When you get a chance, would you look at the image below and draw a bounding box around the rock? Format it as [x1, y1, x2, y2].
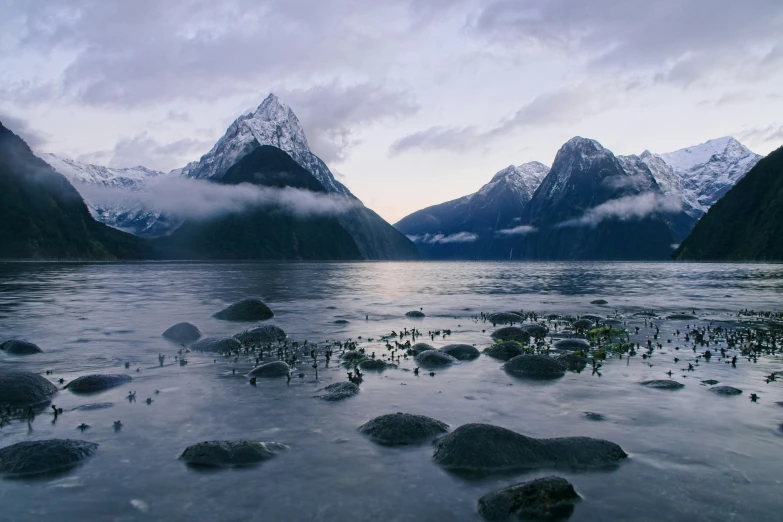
[70, 402, 113, 411]
[580, 314, 602, 322]
[487, 312, 524, 325]
[484, 342, 526, 361]
[333, 319, 349, 325]
[317, 382, 359, 401]
[667, 314, 698, 320]
[247, 361, 290, 377]
[415, 350, 457, 368]
[710, 386, 743, 396]
[641, 380, 684, 389]
[491, 327, 530, 344]
[590, 299, 608, 305]
[440, 344, 480, 361]
[571, 319, 594, 330]
[191, 337, 241, 353]
[214, 298, 274, 321]
[234, 325, 286, 346]
[410, 343, 435, 355]
[1, 340, 43, 355]
[0, 370, 58, 407]
[358, 413, 449, 445]
[341, 350, 365, 361]
[65, 374, 132, 393]
[433, 423, 626, 473]
[359, 359, 396, 371]
[0, 439, 98, 477]
[556, 353, 587, 372]
[584, 412, 604, 421]
[503, 355, 566, 378]
[701, 379, 719, 385]
[477, 476, 580, 521]
[180, 440, 287, 467]
[522, 324, 548, 338]
[405, 310, 425, 318]
[633, 311, 657, 317]
[553, 338, 590, 351]
[162, 322, 201, 343]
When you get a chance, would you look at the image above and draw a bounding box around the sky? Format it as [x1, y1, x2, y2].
[1, 0, 782, 224]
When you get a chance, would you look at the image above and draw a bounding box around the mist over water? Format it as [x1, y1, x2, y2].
[0, 261, 782, 521]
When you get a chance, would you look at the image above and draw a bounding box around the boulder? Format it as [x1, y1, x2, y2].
[191, 337, 241, 353]
[701, 379, 719, 385]
[162, 322, 201, 343]
[571, 319, 594, 331]
[0, 439, 98, 477]
[503, 355, 566, 379]
[410, 343, 435, 355]
[180, 440, 287, 467]
[641, 380, 684, 389]
[214, 298, 274, 321]
[405, 310, 425, 318]
[415, 350, 457, 368]
[1, 340, 43, 355]
[440, 344, 480, 361]
[477, 476, 580, 521]
[341, 350, 365, 361]
[0, 370, 58, 407]
[317, 382, 359, 401]
[234, 325, 286, 346]
[483, 342, 526, 361]
[247, 361, 290, 377]
[359, 359, 396, 371]
[65, 374, 132, 393]
[487, 312, 524, 325]
[491, 327, 530, 344]
[522, 324, 548, 338]
[433, 423, 627, 473]
[590, 299, 608, 305]
[358, 412, 449, 445]
[555, 353, 587, 372]
[333, 319, 349, 325]
[553, 339, 590, 351]
[709, 386, 743, 396]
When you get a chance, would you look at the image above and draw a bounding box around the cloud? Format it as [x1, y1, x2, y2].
[407, 232, 479, 244]
[737, 125, 783, 149]
[76, 176, 354, 221]
[76, 133, 213, 172]
[0, 113, 49, 149]
[556, 192, 682, 228]
[390, 125, 483, 155]
[601, 174, 648, 190]
[494, 225, 536, 236]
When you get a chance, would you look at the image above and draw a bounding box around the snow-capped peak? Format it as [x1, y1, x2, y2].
[477, 161, 550, 201]
[37, 152, 165, 188]
[659, 136, 751, 174]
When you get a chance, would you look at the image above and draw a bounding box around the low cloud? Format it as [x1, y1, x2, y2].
[601, 174, 648, 190]
[494, 225, 536, 236]
[407, 232, 479, 244]
[556, 192, 682, 228]
[77, 176, 354, 221]
[0, 113, 49, 149]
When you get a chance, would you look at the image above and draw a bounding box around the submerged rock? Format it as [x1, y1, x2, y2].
[667, 314, 698, 320]
[180, 440, 287, 467]
[0, 439, 98, 477]
[234, 325, 286, 346]
[477, 476, 580, 521]
[0, 370, 58, 407]
[410, 343, 435, 355]
[491, 327, 531, 344]
[70, 402, 114, 411]
[358, 413, 449, 445]
[440, 344, 480, 361]
[555, 353, 587, 372]
[317, 382, 359, 401]
[553, 338, 590, 351]
[359, 359, 396, 371]
[590, 299, 608, 305]
[247, 361, 290, 377]
[214, 298, 274, 321]
[405, 310, 425, 318]
[191, 337, 241, 353]
[433, 423, 627, 473]
[341, 350, 364, 361]
[710, 386, 743, 396]
[702, 379, 720, 385]
[487, 312, 524, 325]
[1, 340, 43, 355]
[162, 322, 201, 343]
[333, 319, 349, 325]
[65, 374, 132, 393]
[484, 342, 526, 361]
[583, 412, 605, 421]
[503, 355, 566, 378]
[415, 350, 457, 368]
[641, 380, 684, 389]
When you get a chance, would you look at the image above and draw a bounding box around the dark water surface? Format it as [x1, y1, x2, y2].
[1, 262, 782, 521]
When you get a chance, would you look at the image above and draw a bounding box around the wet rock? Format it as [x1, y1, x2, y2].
[0, 439, 98, 477]
[522, 324, 548, 338]
[214, 298, 274, 321]
[667, 314, 698, 320]
[65, 374, 132, 393]
[487, 312, 524, 325]
[491, 327, 530, 344]
[633, 311, 657, 317]
[341, 350, 365, 361]
[411, 343, 435, 355]
[162, 322, 201, 343]
[333, 319, 349, 325]
[358, 412, 449, 445]
[440, 344, 480, 361]
[0, 370, 58, 407]
[590, 299, 608, 305]
[70, 402, 113, 411]
[710, 386, 743, 396]
[433, 423, 627, 473]
[484, 342, 526, 361]
[580, 315, 602, 322]
[641, 380, 684, 389]
[503, 355, 566, 378]
[553, 339, 590, 351]
[701, 379, 719, 385]
[570, 319, 594, 330]
[191, 337, 241, 353]
[405, 310, 425, 318]
[247, 361, 290, 377]
[359, 359, 396, 371]
[583, 412, 604, 421]
[233, 325, 286, 346]
[180, 440, 287, 467]
[415, 350, 457, 368]
[477, 476, 580, 521]
[556, 353, 587, 372]
[317, 382, 359, 401]
[1, 340, 43, 355]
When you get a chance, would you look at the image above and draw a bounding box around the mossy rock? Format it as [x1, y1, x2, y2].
[1, 340, 43, 355]
[180, 440, 287, 467]
[214, 298, 274, 321]
[440, 344, 480, 361]
[162, 322, 202, 343]
[484, 342, 526, 361]
[359, 412, 449, 445]
[65, 374, 132, 393]
[491, 327, 530, 343]
[0, 439, 98, 478]
[478, 476, 580, 521]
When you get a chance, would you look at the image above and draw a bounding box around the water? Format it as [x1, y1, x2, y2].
[0, 261, 782, 521]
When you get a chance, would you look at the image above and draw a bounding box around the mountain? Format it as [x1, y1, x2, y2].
[156, 146, 362, 260]
[394, 162, 549, 258]
[673, 145, 783, 261]
[0, 122, 152, 260]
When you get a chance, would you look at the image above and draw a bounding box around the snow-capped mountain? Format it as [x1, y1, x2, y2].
[38, 153, 165, 188]
[474, 162, 549, 203]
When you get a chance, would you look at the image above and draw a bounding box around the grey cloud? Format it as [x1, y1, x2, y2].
[0, 113, 49, 149]
[407, 232, 479, 244]
[556, 192, 683, 228]
[390, 125, 482, 155]
[737, 125, 783, 148]
[108, 133, 213, 171]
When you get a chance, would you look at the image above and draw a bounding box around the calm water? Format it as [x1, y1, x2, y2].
[0, 261, 782, 522]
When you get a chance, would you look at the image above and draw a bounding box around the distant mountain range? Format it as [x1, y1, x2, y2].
[396, 136, 761, 260]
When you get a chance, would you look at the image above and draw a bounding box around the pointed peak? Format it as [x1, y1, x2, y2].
[560, 136, 607, 154]
[252, 93, 294, 122]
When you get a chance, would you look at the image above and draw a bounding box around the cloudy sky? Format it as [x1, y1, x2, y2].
[2, 0, 782, 223]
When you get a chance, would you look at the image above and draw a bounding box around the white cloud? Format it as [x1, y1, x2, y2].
[406, 232, 479, 244]
[556, 192, 682, 228]
[494, 225, 536, 236]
